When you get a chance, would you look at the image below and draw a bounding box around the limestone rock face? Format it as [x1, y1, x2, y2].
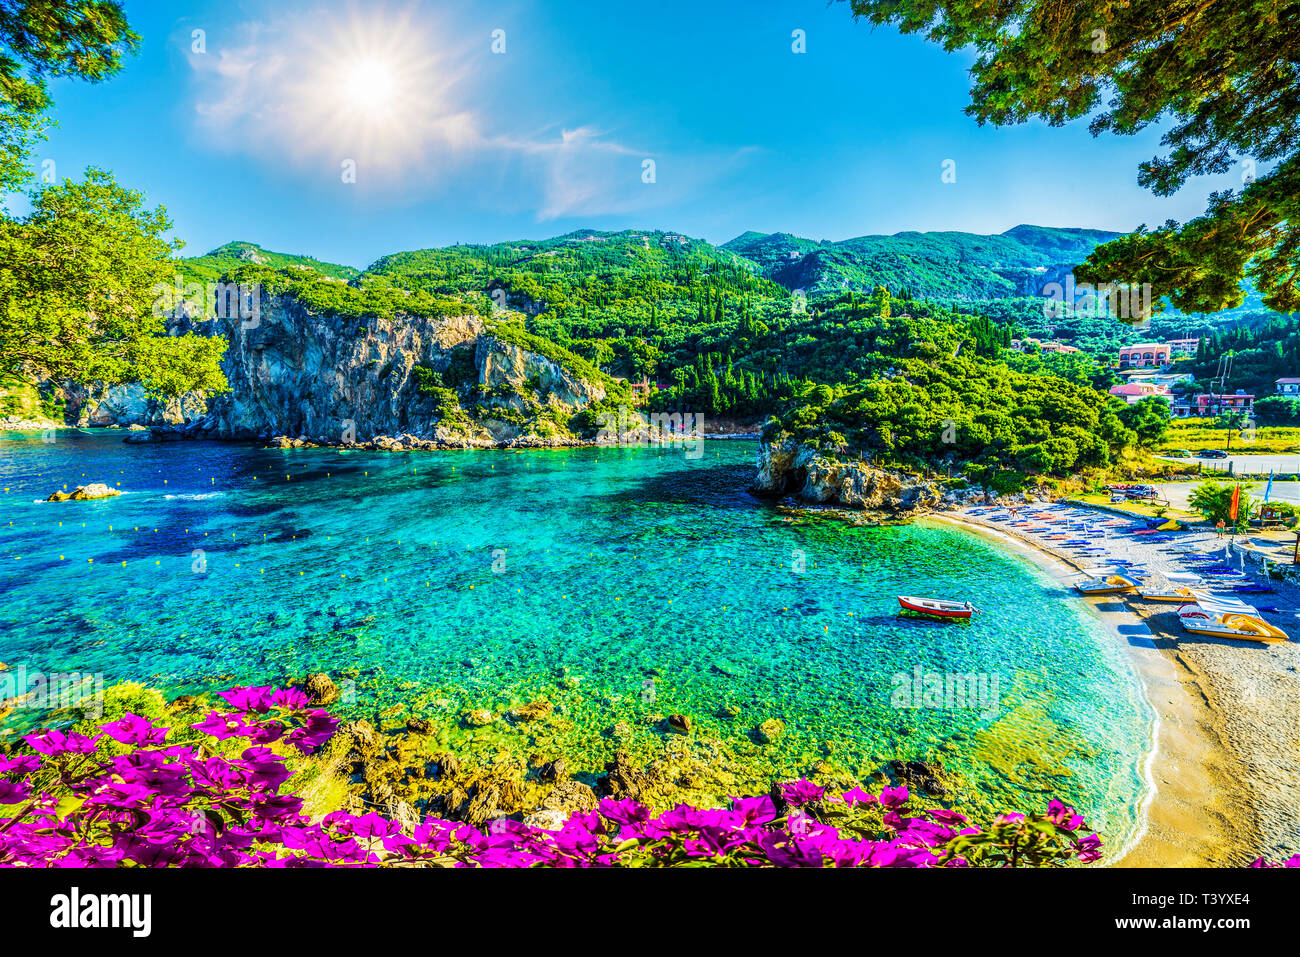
[205, 299, 608, 446]
[43, 292, 609, 447]
[79, 383, 205, 428]
[753, 438, 944, 514]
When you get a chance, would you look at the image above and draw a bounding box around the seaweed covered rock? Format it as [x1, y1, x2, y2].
[507, 699, 553, 723]
[463, 776, 526, 827]
[522, 780, 599, 830]
[597, 751, 653, 801]
[888, 759, 949, 799]
[536, 758, 567, 784]
[755, 718, 786, 744]
[299, 673, 339, 706]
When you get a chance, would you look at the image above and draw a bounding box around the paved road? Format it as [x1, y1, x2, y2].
[1156, 480, 1300, 511]
[1157, 453, 1300, 475]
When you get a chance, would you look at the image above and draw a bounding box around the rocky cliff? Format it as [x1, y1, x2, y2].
[753, 438, 945, 514]
[24, 292, 612, 448]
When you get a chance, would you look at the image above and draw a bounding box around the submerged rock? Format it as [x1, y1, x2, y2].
[523, 780, 598, 830]
[666, 714, 692, 735]
[537, 758, 568, 783]
[755, 719, 786, 745]
[507, 699, 553, 723]
[888, 759, 949, 798]
[461, 708, 494, 728]
[299, 673, 339, 706]
[597, 751, 653, 801]
[405, 717, 433, 735]
[464, 777, 526, 828]
[426, 751, 459, 780]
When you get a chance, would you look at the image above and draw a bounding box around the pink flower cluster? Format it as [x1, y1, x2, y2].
[0, 685, 1116, 868]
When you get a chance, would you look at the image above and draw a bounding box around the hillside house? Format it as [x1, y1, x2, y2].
[1108, 382, 1172, 405]
[1118, 343, 1171, 368]
[1276, 377, 1300, 395]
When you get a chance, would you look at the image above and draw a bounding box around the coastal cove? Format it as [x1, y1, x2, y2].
[5, 431, 1155, 854]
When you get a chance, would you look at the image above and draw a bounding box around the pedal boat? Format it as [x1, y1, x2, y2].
[1178, 608, 1289, 642]
[1138, 586, 1198, 602]
[1177, 592, 1289, 643]
[1074, 573, 1140, 595]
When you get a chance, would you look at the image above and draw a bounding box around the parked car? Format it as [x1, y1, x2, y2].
[1200, 449, 1230, 459]
[1166, 449, 1192, 458]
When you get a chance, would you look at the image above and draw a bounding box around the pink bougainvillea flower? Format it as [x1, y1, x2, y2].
[0, 779, 32, 804]
[841, 786, 878, 807]
[1074, 833, 1102, 863]
[598, 798, 650, 826]
[100, 712, 168, 747]
[879, 785, 910, 809]
[237, 747, 292, 791]
[217, 686, 275, 713]
[730, 794, 778, 826]
[282, 710, 339, 754]
[1046, 799, 1085, 831]
[779, 779, 825, 805]
[192, 711, 253, 741]
[23, 729, 100, 756]
[925, 808, 969, 826]
[0, 754, 40, 776]
[270, 687, 312, 710]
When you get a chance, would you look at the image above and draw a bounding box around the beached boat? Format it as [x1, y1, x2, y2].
[1074, 573, 1141, 595]
[898, 596, 977, 619]
[1177, 593, 1289, 643]
[1138, 586, 1198, 602]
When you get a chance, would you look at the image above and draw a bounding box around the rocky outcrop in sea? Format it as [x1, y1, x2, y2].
[753, 438, 946, 514]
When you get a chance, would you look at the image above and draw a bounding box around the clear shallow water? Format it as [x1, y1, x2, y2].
[0, 430, 1152, 842]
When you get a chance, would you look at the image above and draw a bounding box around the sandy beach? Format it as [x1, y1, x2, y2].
[931, 503, 1300, 867]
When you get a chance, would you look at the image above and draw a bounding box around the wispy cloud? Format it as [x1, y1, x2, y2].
[184, 3, 747, 220]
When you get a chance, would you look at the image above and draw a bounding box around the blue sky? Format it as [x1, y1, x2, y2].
[25, 0, 1244, 269]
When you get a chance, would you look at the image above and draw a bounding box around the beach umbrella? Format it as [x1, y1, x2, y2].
[1264, 469, 1274, 503]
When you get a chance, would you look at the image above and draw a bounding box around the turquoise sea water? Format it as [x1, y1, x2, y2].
[0, 431, 1152, 843]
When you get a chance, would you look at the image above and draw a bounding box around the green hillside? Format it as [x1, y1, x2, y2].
[722, 224, 1120, 299]
[180, 241, 360, 283]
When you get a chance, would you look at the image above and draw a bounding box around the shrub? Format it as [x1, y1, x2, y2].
[1188, 480, 1257, 529]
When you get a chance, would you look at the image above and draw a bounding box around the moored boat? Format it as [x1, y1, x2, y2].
[898, 596, 977, 619]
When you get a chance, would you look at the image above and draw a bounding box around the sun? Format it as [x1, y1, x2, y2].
[341, 59, 397, 111]
[266, 5, 477, 179]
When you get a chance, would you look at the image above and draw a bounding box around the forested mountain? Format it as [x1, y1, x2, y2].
[180, 242, 360, 283]
[722, 224, 1119, 299]
[159, 223, 1296, 469]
